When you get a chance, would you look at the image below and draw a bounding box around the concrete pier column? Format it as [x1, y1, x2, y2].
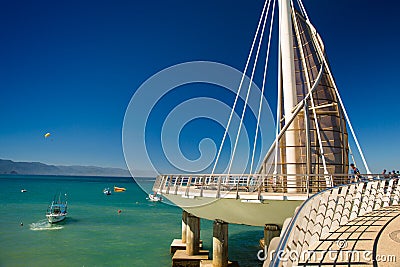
[264, 224, 280, 252]
[182, 210, 188, 243]
[186, 213, 200, 255]
[213, 220, 228, 267]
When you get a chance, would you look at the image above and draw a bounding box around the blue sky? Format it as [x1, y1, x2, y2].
[0, 0, 399, 173]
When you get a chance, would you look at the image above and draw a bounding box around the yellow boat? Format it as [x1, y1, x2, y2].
[114, 186, 126, 192]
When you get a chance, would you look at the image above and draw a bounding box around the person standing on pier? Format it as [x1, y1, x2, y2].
[350, 163, 361, 182]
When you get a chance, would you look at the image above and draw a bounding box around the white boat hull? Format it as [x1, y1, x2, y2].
[149, 194, 162, 202]
[46, 213, 66, 224]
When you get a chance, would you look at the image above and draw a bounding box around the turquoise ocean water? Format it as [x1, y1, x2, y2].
[0, 175, 263, 267]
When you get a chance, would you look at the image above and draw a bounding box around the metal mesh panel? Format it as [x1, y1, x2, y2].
[260, 9, 349, 183]
[294, 11, 349, 177]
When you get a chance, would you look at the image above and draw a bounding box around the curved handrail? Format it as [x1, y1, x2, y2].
[269, 176, 399, 266]
[154, 173, 391, 199]
[269, 185, 333, 266]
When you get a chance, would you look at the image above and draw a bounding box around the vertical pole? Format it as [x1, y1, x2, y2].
[273, 6, 282, 177]
[181, 210, 188, 243]
[304, 101, 312, 192]
[278, 0, 298, 192]
[213, 220, 228, 267]
[186, 213, 200, 255]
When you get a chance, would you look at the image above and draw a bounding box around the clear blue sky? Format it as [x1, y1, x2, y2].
[0, 0, 399, 173]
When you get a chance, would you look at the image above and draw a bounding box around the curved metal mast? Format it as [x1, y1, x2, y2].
[259, 0, 349, 186]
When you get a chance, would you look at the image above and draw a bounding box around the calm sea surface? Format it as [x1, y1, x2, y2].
[0, 175, 263, 267]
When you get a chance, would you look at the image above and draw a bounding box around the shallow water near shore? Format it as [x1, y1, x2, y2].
[0, 174, 263, 266]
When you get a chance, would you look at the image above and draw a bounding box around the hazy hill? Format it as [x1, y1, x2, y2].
[0, 159, 130, 177]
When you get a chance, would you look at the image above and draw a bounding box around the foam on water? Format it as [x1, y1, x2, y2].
[30, 219, 64, 231]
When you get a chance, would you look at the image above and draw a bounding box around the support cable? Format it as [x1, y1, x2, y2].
[227, 0, 272, 175]
[303, 18, 371, 174]
[349, 145, 357, 167]
[291, 2, 329, 177]
[210, 0, 270, 178]
[250, 0, 276, 176]
[273, 0, 283, 176]
[259, 65, 324, 174]
[296, 0, 310, 22]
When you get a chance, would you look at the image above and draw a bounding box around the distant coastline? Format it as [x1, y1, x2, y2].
[0, 159, 131, 177]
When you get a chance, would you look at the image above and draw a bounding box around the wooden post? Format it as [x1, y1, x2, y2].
[213, 220, 228, 267]
[264, 224, 280, 252]
[186, 213, 200, 255]
[182, 210, 188, 243]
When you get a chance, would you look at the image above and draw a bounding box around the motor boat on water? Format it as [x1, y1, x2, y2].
[103, 188, 112, 195]
[46, 193, 67, 224]
[148, 192, 162, 202]
[114, 186, 126, 192]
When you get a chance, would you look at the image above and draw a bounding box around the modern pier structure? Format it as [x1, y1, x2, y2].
[150, 0, 383, 265]
[153, 0, 365, 227]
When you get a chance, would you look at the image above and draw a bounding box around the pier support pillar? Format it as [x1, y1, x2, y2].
[182, 210, 188, 243]
[186, 213, 200, 256]
[264, 224, 280, 252]
[213, 220, 228, 267]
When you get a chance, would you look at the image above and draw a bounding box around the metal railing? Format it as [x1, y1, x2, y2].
[152, 173, 387, 199]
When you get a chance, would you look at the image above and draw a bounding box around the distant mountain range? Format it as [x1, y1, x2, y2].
[0, 159, 131, 177]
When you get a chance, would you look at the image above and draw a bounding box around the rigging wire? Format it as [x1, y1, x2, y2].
[296, 0, 310, 21]
[273, 0, 283, 176]
[213, 0, 366, 180]
[227, 0, 273, 175]
[301, 3, 371, 174]
[249, 0, 276, 176]
[210, 0, 270, 177]
[348, 145, 357, 167]
[291, 1, 329, 176]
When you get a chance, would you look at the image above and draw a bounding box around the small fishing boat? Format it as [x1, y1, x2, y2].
[114, 186, 126, 192]
[21, 189, 27, 193]
[148, 192, 162, 202]
[46, 193, 67, 224]
[103, 188, 112, 195]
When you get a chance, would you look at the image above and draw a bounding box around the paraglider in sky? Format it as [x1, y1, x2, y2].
[44, 133, 51, 138]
